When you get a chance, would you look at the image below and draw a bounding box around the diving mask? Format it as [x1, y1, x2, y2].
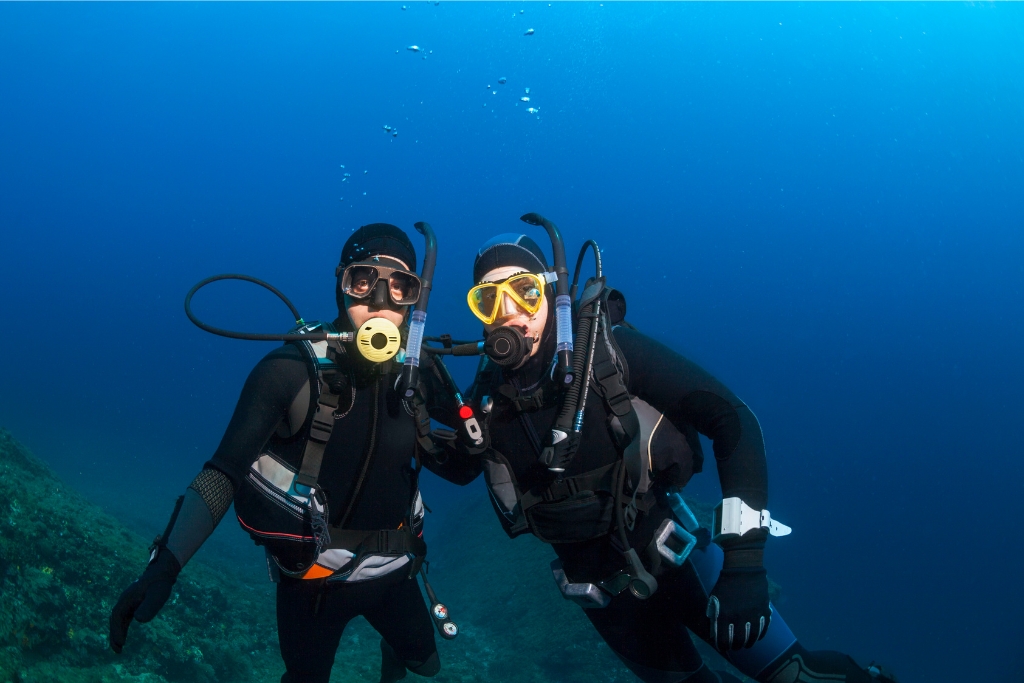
[339, 260, 422, 308]
[467, 272, 557, 325]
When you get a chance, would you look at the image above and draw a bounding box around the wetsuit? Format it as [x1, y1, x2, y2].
[205, 339, 441, 682]
[425, 327, 881, 683]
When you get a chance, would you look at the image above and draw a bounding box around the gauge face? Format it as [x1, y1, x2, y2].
[442, 622, 459, 638]
[432, 604, 448, 620]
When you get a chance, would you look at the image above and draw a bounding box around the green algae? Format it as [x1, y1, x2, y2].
[0, 429, 283, 683]
[0, 428, 766, 682]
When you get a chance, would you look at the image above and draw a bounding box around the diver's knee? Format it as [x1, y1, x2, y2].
[406, 651, 440, 677]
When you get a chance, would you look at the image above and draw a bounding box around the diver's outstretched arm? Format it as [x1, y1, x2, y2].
[110, 345, 305, 653]
[108, 467, 234, 653]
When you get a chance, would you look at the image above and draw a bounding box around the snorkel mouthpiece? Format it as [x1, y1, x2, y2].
[355, 318, 402, 362]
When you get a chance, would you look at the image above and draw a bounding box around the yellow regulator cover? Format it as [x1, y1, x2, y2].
[354, 317, 402, 362]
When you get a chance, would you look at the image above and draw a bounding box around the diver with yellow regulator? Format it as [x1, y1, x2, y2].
[109, 222, 458, 683]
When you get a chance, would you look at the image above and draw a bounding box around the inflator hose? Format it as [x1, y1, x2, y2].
[553, 240, 604, 434]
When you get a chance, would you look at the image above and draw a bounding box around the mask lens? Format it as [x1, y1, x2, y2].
[344, 265, 379, 298]
[389, 271, 421, 305]
[508, 275, 543, 313]
[470, 284, 499, 322]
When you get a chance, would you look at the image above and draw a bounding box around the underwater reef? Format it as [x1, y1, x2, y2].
[0, 429, 766, 682]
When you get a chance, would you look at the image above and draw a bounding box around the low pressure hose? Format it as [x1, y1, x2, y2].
[184, 274, 353, 343]
[400, 221, 437, 398]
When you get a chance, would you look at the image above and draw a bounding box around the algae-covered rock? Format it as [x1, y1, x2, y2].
[0, 428, 772, 683]
[0, 429, 283, 683]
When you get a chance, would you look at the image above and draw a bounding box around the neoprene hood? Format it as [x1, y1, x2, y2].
[473, 233, 548, 283]
[340, 223, 418, 270]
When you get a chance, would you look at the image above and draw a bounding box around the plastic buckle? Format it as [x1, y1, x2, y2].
[651, 517, 697, 568]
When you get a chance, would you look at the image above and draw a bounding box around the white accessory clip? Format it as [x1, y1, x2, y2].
[712, 497, 791, 543]
[541, 271, 559, 285]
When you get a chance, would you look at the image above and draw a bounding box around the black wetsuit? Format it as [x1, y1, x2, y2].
[426, 327, 775, 681]
[207, 339, 441, 682]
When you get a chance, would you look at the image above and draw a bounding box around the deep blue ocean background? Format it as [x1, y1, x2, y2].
[1, 3, 1022, 682]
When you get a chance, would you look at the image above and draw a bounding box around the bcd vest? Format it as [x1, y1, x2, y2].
[233, 321, 428, 582]
[475, 289, 702, 545]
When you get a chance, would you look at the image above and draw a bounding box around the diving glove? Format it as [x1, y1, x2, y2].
[109, 547, 181, 653]
[707, 565, 771, 651]
[707, 517, 771, 651]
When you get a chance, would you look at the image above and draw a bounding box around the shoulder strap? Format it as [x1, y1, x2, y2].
[290, 322, 344, 491]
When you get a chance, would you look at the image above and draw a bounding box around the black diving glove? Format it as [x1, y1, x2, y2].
[707, 530, 771, 651]
[109, 547, 181, 653]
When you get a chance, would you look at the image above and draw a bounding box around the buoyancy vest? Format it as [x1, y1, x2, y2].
[234, 321, 428, 582]
[474, 288, 699, 545]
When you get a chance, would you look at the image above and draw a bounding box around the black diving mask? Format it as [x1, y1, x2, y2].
[338, 259, 422, 309]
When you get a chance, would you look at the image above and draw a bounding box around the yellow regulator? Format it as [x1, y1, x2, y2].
[354, 317, 402, 362]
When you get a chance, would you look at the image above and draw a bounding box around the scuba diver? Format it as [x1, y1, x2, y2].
[422, 216, 899, 683]
[109, 223, 458, 683]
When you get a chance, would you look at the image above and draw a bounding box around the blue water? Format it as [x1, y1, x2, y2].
[1, 3, 1022, 681]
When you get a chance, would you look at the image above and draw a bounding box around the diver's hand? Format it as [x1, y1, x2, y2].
[109, 548, 181, 653]
[706, 566, 771, 651]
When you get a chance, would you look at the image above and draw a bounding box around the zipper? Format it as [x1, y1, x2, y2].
[247, 470, 307, 519]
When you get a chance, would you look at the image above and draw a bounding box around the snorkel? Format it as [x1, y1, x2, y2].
[520, 213, 574, 385]
[399, 221, 437, 398]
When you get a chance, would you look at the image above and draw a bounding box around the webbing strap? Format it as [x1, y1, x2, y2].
[326, 528, 427, 557]
[519, 461, 619, 512]
[498, 384, 548, 413]
[296, 386, 341, 489]
[593, 355, 632, 417]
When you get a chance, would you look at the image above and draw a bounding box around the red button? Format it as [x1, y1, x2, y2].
[458, 406, 474, 420]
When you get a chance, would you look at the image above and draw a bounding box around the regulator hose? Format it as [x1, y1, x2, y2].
[184, 274, 349, 343]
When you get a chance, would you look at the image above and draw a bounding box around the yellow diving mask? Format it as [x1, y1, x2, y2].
[467, 272, 556, 325]
[354, 317, 402, 362]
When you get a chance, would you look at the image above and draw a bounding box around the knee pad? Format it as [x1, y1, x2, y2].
[406, 651, 440, 677]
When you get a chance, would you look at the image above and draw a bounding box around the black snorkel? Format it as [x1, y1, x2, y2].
[520, 213, 574, 386]
[399, 221, 437, 398]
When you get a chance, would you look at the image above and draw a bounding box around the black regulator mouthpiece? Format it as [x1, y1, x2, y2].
[484, 326, 534, 367]
[398, 221, 437, 398]
[520, 213, 574, 386]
